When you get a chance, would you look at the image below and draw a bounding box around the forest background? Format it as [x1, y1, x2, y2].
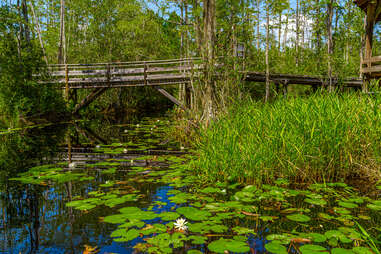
[0, 0, 377, 123]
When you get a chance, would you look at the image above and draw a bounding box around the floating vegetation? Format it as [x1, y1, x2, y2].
[6, 117, 380, 253]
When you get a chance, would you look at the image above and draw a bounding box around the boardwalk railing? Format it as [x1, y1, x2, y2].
[361, 56, 381, 77]
[45, 58, 202, 89]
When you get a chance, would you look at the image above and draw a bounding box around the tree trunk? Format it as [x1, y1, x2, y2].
[265, 4, 270, 102]
[256, 0, 260, 49]
[202, 0, 216, 122]
[30, 1, 48, 64]
[58, 0, 66, 64]
[21, 0, 30, 43]
[295, 0, 299, 66]
[283, 10, 289, 48]
[278, 12, 282, 50]
[327, 0, 334, 92]
[316, 0, 321, 72]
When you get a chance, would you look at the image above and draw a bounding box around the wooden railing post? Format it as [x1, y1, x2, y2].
[65, 64, 69, 101]
[144, 62, 147, 86]
[106, 63, 111, 84]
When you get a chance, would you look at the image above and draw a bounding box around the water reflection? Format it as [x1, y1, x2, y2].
[0, 116, 182, 253]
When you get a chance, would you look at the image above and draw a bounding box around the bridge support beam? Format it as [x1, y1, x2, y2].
[72, 87, 108, 115]
[154, 86, 188, 112]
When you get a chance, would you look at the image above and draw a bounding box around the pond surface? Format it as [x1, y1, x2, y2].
[0, 115, 380, 254]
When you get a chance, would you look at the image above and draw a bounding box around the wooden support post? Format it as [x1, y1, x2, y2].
[65, 64, 69, 101]
[283, 80, 288, 98]
[185, 85, 191, 107]
[144, 62, 147, 86]
[364, 2, 376, 92]
[67, 134, 72, 164]
[275, 82, 280, 95]
[72, 87, 108, 115]
[106, 63, 111, 84]
[154, 86, 188, 112]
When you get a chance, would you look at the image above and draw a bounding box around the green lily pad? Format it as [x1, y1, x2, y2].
[352, 247, 373, 254]
[208, 238, 250, 253]
[286, 214, 311, 222]
[265, 242, 288, 254]
[299, 244, 326, 254]
[332, 248, 354, 254]
[159, 212, 180, 221]
[300, 233, 326, 243]
[187, 250, 203, 254]
[305, 198, 327, 206]
[188, 235, 207, 244]
[112, 228, 140, 242]
[266, 234, 294, 244]
[200, 187, 221, 194]
[338, 201, 358, 209]
[176, 207, 211, 221]
[232, 226, 256, 235]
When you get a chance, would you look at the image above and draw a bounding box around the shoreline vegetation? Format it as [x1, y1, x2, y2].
[189, 93, 381, 188]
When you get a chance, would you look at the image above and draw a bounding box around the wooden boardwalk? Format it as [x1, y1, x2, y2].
[42, 58, 364, 113]
[45, 58, 201, 89]
[45, 58, 363, 88]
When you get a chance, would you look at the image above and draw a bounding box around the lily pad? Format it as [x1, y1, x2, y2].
[286, 214, 311, 222]
[299, 244, 326, 254]
[176, 207, 211, 221]
[265, 242, 288, 254]
[352, 247, 373, 254]
[332, 248, 354, 254]
[159, 212, 180, 221]
[338, 201, 358, 209]
[111, 228, 140, 242]
[305, 198, 327, 206]
[207, 238, 250, 253]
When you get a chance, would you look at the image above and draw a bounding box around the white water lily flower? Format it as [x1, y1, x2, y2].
[124, 129, 128, 133]
[123, 148, 128, 153]
[174, 218, 188, 231]
[96, 145, 100, 148]
[69, 162, 76, 168]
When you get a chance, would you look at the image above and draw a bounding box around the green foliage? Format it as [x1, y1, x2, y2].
[0, 6, 65, 124]
[191, 93, 381, 184]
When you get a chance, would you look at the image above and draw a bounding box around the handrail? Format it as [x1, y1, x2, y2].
[48, 57, 201, 67]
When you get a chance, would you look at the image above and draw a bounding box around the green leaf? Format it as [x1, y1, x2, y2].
[352, 247, 373, 254]
[207, 238, 250, 253]
[286, 214, 311, 222]
[338, 201, 358, 209]
[332, 248, 354, 254]
[265, 242, 288, 254]
[112, 228, 140, 242]
[187, 250, 203, 254]
[188, 235, 207, 244]
[299, 244, 327, 254]
[266, 234, 294, 244]
[159, 212, 180, 221]
[176, 207, 211, 221]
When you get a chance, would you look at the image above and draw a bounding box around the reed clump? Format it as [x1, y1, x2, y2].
[191, 93, 381, 185]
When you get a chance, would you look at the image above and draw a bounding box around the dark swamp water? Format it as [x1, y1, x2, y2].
[0, 115, 380, 254]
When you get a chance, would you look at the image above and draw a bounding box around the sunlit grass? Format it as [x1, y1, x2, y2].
[191, 92, 381, 185]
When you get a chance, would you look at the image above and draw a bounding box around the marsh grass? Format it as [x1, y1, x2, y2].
[191, 92, 381, 185]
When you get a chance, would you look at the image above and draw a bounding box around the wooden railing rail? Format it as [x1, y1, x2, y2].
[41, 57, 202, 88]
[361, 56, 381, 75]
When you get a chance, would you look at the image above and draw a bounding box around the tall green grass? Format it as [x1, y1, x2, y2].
[191, 93, 381, 184]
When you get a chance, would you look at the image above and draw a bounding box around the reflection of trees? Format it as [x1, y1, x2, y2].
[0, 125, 65, 253]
